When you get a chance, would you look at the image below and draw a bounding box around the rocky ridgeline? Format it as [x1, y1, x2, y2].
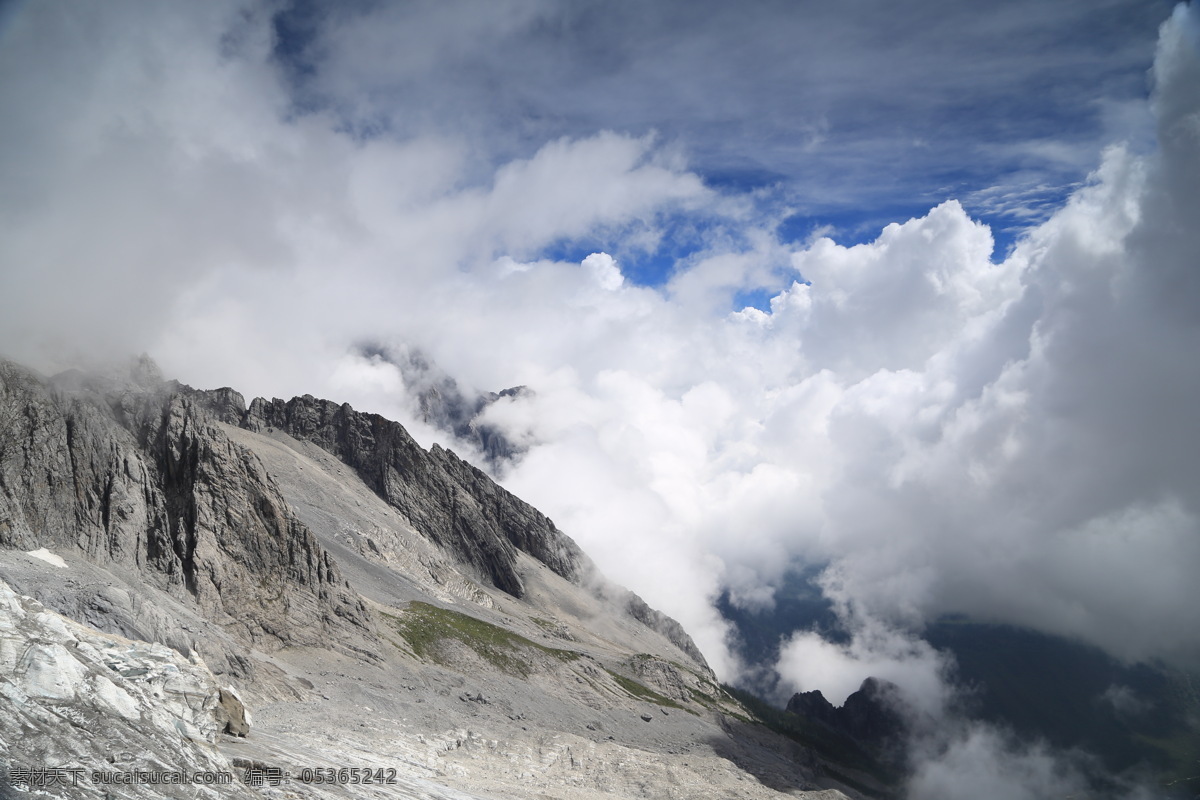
[188, 382, 708, 667]
[0, 360, 372, 672]
[787, 678, 908, 758]
[233, 392, 580, 598]
[0, 357, 706, 672]
[255, 393, 712, 667]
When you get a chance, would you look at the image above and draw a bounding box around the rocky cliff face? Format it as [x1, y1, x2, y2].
[206, 389, 708, 667]
[183, 386, 592, 600]
[245, 393, 535, 598]
[787, 677, 908, 753]
[0, 360, 371, 667]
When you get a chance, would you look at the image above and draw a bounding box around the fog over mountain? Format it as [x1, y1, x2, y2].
[1, 2, 1198, 796]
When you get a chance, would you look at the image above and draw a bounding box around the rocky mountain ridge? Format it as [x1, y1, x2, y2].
[223, 390, 577, 597]
[0, 360, 372, 676]
[786, 678, 908, 770]
[0, 357, 869, 799]
[187, 383, 706, 667]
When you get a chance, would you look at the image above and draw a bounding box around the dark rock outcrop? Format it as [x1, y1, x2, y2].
[786, 688, 841, 728]
[427, 443, 583, 582]
[623, 590, 709, 669]
[841, 677, 907, 744]
[0, 360, 372, 661]
[235, 393, 585, 599]
[786, 677, 908, 750]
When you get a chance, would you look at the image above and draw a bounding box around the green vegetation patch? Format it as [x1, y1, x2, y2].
[1135, 730, 1200, 793]
[688, 688, 753, 722]
[605, 668, 687, 711]
[385, 602, 580, 677]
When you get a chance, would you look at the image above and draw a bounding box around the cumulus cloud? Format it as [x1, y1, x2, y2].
[582, 252, 625, 291]
[753, 4, 1200, 670]
[776, 616, 953, 716]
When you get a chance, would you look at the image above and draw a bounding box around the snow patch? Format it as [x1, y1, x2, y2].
[26, 548, 68, 568]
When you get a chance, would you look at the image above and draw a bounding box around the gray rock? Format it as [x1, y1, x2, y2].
[216, 687, 250, 736]
[236, 392, 586, 598]
[427, 443, 585, 583]
[0, 360, 372, 660]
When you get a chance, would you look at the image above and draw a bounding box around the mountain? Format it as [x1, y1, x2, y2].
[923, 619, 1200, 787]
[355, 343, 528, 470]
[721, 568, 1200, 795]
[0, 358, 876, 799]
[786, 678, 907, 757]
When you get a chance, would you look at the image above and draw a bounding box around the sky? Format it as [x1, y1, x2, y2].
[1, 2, 1197, 795]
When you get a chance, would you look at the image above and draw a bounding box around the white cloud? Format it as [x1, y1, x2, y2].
[907, 725, 1095, 800]
[776, 616, 953, 717]
[582, 252, 625, 291]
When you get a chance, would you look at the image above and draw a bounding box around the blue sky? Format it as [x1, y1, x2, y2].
[265, 0, 1170, 285]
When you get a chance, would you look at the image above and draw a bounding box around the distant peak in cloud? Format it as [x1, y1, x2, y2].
[347, 343, 531, 472]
